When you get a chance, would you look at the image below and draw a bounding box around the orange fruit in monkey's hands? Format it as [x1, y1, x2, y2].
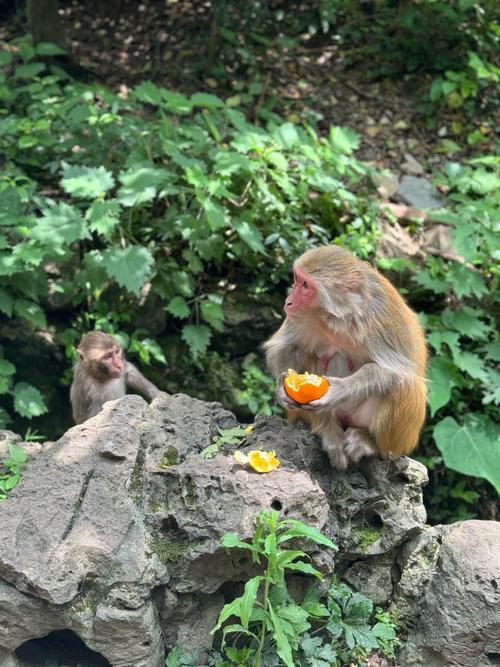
[284, 369, 329, 404]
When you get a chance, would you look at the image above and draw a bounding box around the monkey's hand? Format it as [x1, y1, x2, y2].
[276, 372, 304, 411]
[299, 377, 348, 412]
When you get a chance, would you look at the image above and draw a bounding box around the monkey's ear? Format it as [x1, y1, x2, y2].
[77, 349, 84, 361]
[344, 268, 363, 292]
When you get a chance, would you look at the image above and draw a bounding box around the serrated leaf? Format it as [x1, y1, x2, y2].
[268, 603, 295, 667]
[190, 92, 224, 108]
[203, 200, 227, 229]
[61, 165, 115, 199]
[86, 200, 121, 236]
[453, 351, 488, 382]
[32, 202, 89, 249]
[427, 356, 459, 416]
[272, 122, 300, 148]
[442, 307, 492, 340]
[133, 80, 163, 105]
[14, 299, 47, 328]
[117, 165, 172, 207]
[0, 288, 13, 316]
[181, 324, 211, 359]
[434, 414, 500, 493]
[233, 219, 266, 254]
[166, 296, 190, 319]
[200, 300, 224, 332]
[13, 382, 47, 418]
[329, 126, 360, 153]
[35, 42, 67, 56]
[447, 264, 488, 298]
[160, 89, 192, 113]
[101, 246, 154, 296]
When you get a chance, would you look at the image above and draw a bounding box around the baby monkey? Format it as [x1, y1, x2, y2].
[70, 331, 162, 424]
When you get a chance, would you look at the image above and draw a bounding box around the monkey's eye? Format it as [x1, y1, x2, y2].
[103, 352, 113, 360]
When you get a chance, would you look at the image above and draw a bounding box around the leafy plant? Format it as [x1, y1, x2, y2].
[0, 443, 28, 501]
[200, 426, 251, 459]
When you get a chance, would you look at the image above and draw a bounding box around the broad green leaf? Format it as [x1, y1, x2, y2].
[240, 576, 263, 628]
[61, 165, 115, 199]
[214, 151, 253, 176]
[86, 200, 121, 236]
[285, 561, 323, 578]
[0, 288, 13, 317]
[278, 520, 337, 549]
[32, 202, 89, 249]
[211, 597, 242, 634]
[483, 369, 500, 405]
[160, 90, 192, 113]
[101, 246, 154, 296]
[233, 219, 266, 254]
[165, 647, 182, 667]
[221, 532, 257, 552]
[272, 123, 300, 148]
[442, 307, 492, 340]
[8, 443, 28, 464]
[434, 414, 500, 494]
[268, 603, 295, 667]
[0, 52, 13, 66]
[447, 264, 488, 298]
[132, 80, 163, 105]
[117, 166, 172, 207]
[453, 351, 488, 382]
[203, 200, 227, 229]
[277, 604, 310, 634]
[427, 356, 459, 416]
[0, 360, 15, 377]
[14, 299, 47, 328]
[329, 126, 360, 153]
[13, 382, 48, 418]
[181, 324, 211, 359]
[14, 63, 45, 79]
[166, 296, 190, 319]
[190, 92, 224, 108]
[427, 331, 460, 357]
[372, 621, 397, 642]
[35, 42, 67, 56]
[200, 300, 224, 332]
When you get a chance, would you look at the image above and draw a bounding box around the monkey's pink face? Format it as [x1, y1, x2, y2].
[285, 268, 318, 318]
[99, 346, 124, 379]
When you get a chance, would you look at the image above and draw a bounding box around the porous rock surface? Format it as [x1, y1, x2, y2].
[0, 393, 495, 666]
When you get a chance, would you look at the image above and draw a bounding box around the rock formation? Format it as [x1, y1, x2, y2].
[0, 394, 497, 666]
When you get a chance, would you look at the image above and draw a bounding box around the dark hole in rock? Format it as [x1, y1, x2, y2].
[162, 515, 179, 532]
[271, 498, 283, 511]
[237, 555, 250, 567]
[368, 512, 383, 529]
[15, 629, 111, 666]
[486, 652, 500, 664]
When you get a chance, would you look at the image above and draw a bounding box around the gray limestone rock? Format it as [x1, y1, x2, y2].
[396, 520, 500, 667]
[0, 392, 490, 667]
[398, 175, 444, 209]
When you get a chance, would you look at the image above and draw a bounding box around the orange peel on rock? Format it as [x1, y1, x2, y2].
[233, 449, 280, 473]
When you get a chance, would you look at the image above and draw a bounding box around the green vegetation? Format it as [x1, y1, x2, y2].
[0, 443, 28, 501]
[0, 0, 498, 524]
[165, 510, 400, 666]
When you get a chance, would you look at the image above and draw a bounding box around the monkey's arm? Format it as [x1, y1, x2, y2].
[303, 355, 415, 411]
[125, 363, 161, 400]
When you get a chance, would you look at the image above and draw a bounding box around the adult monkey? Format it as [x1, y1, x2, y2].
[70, 331, 163, 424]
[264, 245, 427, 469]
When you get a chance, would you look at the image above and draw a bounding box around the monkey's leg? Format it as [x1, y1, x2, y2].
[318, 420, 349, 470]
[344, 427, 378, 464]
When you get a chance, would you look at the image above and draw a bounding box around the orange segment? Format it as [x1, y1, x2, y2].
[284, 368, 329, 404]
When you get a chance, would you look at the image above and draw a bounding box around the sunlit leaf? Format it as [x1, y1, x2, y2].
[101, 246, 154, 296]
[13, 382, 48, 418]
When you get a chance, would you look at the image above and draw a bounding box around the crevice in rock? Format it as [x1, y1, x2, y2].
[61, 469, 94, 542]
[15, 629, 111, 666]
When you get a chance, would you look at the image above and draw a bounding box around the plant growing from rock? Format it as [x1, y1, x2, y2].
[0, 443, 27, 501]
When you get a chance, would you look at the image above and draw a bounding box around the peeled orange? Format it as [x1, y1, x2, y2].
[284, 368, 329, 404]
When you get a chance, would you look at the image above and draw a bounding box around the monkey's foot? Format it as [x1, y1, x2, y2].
[320, 434, 349, 470]
[344, 427, 377, 463]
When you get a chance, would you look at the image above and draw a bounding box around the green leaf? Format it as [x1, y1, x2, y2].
[442, 307, 492, 340]
[14, 63, 45, 79]
[233, 219, 266, 254]
[133, 80, 163, 105]
[0, 288, 13, 317]
[14, 299, 47, 328]
[329, 126, 360, 153]
[32, 202, 89, 249]
[160, 89, 193, 113]
[434, 414, 500, 494]
[278, 520, 337, 550]
[453, 351, 488, 382]
[268, 603, 295, 667]
[372, 621, 397, 642]
[86, 200, 121, 236]
[220, 532, 257, 552]
[35, 42, 67, 56]
[427, 356, 459, 416]
[203, 200, 227, 229]
[8, 443, 28, 464]
[0, 360, 15, 377]
[285, 561, 323, 578]
[13, 382, 48, 418]
[61, 165, 115, 199]
[211, 597, 243, 634]
[181, 324, 211, 359]
[190, 92, 224, 108]
[117, 165, 172, 207]
[240, 576, 263, 628]
[166, 297, 190, 319]
[165, 647, 182, 667]
[200, 300, 224, 332]
[101, 246, 154, 296]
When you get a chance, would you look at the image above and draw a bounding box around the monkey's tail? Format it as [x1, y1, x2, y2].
[373, 380, 427, 455]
